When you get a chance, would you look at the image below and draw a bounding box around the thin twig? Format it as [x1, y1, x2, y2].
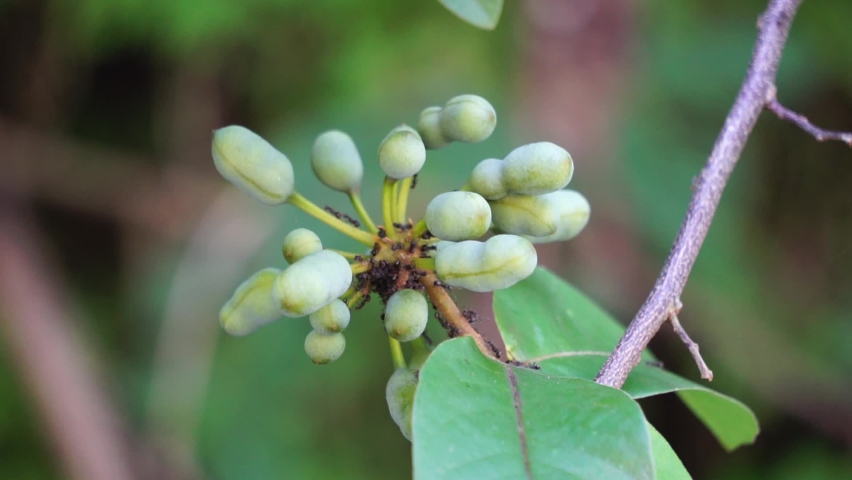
[669, 302, 713, 381]
[765, 87, 852, 146]
[595, 0, 805, 388]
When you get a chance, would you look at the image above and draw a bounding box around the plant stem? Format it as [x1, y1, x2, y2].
[345, 291, 365, 308]
[382, 177, 397, 234]
[350, 262, 371, 275]
[328, 249, 361, 260]
[348, 191, 378, 234]
[388, 337, 407, 370]
[413, 257, 435, 271]
[410, 218, 428, 239]
[420, 273, 493, 358]
[396, 177, 413, 224]
[288, 192, 375, 246]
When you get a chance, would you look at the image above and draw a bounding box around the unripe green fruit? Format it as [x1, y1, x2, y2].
[468, 158, 507, 200]
[282, 228, 323, 264]
[378, 125, 427, 179]
[272, 250, 352, 318]
[212, 126, 295, 205]
[435, 234, 537, 292]
[502, 142, 573, 195]
[524, 190, 590, 243]
[384, 289, 428, 342]
[489, 194, 560, 237]
[219, 268, 282, 336]
[311, 130, 363, 192]
[304, 330, 346, 364]
[417, 106, 450, 150]
[425, 191, 491, 241]
[439, 94, 496, 143]
[309, 299, 351, 333]
[386, 368, 418, 441]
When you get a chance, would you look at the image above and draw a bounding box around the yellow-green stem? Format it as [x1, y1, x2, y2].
[288, 192, 375, 246]
[345, 291, 365, 308]
[420, 272, 493, 358]
[350, 262, 371, 275]
[382, 177, 397, 235]
[328, 249, 360, 260]
[413, 257, 435, 271]
[410, 218, 428, 239]
[396, 177, 413, 224]
[388, 337, 407, 370]
[348, 191, 378, 234]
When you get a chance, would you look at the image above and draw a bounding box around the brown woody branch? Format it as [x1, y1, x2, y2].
[765, 86, 852, 145]
[596, 0, 808, 388]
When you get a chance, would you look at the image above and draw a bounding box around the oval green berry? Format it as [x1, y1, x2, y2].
[417, 106, 450, 150]
[384, 289, 428, 342]
[439, 94, 496, 143]
[212, 125, 295, 205]
[501, 142, 573, 195]
[435, 234, 538, 292]
[425, 191, 491, 241]
[468, 158, 507, 200]
[378, 125, 427, 179]
[489, 194, 560, 237]
[311, 130, 363, 193]
[272, 250, 352, 318]
[304, 330, 346, 364]
[219, 268, 282, 336]
[524, 190, 590, 243]
[309, 299, 351, 334]
[282, 228, 323, 264]
[385, 368, 418, 441]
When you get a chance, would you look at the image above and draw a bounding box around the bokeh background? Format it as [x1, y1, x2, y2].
[1, 0, 851, 478]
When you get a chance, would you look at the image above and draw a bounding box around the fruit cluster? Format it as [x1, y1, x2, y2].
[212, 94, 590, 439]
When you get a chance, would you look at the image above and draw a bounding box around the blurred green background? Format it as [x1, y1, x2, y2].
[0, 0, 850, 479]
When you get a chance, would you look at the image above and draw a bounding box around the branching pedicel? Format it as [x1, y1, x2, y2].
[212, 94, 591, 439]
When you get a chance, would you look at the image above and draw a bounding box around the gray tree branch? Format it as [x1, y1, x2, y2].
[596, 0, 807, 388]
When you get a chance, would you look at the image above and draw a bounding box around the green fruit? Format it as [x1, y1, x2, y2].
[384, 290, 428, 342]
[272, 250, 352, 318]
[378, 125, 427, 179]
[468, 158, 507, 200]
[524, 190, 590, 243]
[309, 299, 351, 333]
[385, 368, 418, 441]
[311, 130, 363, 193]
[282, 228, 323, 264]
[304, 330, 346, 364]
[212, 125, 295, 205]
[435, 234, 537, 292]
[489, 194, 560, 237]
[439, 94, 496, 143]
[219, 268, 282, 336]
[417, 106, 450, 150]
[424, 191, 491, 241]
[501, 142, 573, 195]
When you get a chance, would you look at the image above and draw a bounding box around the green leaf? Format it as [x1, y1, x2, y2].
[438, 0, 503, 30]
[493, 267, 759, 451]
[648, 422, 691, 479]
[412, 337, 655, 480]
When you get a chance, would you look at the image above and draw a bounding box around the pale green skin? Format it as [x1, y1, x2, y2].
[417, 106, 449, 150]
[468, 158, 507, 200]
[386, 368, 417, 441]
[282, 228, 323, 264]
[304, 330, 346, 364]
[212, 126, 295, 205]
[524, 190, 591, 244]
[502, 142, 573, 196]
[273, 250, 352, 318]
[489, 194, 560, 237]
[439, 94, 496, 143]
[311, 130, 363, 192]
[384, 289, 428, 342]
[219, 268, 282, 336]
[378, 125, 427, 179]
[425, 191, 491, 241]
[309, 299, 351, 334]
[435, 234, 538, 292]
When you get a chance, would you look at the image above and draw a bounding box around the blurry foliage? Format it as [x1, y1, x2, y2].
[0, 0, 850, 478]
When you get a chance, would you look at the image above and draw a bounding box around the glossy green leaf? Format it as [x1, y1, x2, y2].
[494, 267, 759, 451]
[412, 337, 654, 480]
[648, 422, 691, 479]
[438, 0, 503, 30]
